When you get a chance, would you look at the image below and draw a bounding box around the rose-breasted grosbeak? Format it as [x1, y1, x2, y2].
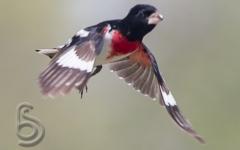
[36, 4, 204, 144]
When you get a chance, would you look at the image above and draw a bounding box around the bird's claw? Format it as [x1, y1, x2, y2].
[80, 85, 88, 98]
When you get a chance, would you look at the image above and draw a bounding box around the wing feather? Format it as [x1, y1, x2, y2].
[108, 43, 204, 144]
[38, 27, 105, 98]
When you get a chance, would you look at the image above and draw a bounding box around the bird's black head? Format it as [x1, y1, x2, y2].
[119, 4, 163, 41]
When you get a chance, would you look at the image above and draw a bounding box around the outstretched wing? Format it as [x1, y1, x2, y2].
[38, 27, 106, 98]
[108, 43, 204, 144]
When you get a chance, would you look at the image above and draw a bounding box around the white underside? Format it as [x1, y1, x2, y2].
[94, 48, 133, 66]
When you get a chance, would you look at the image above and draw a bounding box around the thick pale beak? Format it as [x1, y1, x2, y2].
[148, 11, 164, 25]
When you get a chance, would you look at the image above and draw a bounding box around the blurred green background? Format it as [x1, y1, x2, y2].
[1, 0, 240, 150]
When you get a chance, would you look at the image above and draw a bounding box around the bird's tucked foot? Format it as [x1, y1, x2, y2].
[79, 86, 88, 98]
[79, 66, 102, 98]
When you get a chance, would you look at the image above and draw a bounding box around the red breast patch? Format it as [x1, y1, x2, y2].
[107, 30, 140, 59]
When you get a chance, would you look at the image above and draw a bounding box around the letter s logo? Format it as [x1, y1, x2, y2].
[16, 102, 45, 147]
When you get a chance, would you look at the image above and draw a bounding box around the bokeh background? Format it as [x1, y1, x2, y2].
[1, 0, 240, 150]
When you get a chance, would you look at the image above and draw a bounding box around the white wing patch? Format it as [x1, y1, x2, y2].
[56, 48, 94, 72]
[160, 87, 177, 106]
[76, 29, 90, 37]
[66, 38, 72, 47]
[57, 45, 64, 49]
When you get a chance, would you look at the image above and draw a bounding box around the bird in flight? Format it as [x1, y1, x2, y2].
[36, 4, 204, 144]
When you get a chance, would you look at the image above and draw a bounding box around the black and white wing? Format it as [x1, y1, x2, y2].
[38, 27, 105, 98]
[108, 43, 204, 144]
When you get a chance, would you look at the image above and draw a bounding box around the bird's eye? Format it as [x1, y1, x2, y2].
[138, 11, 146, 18]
